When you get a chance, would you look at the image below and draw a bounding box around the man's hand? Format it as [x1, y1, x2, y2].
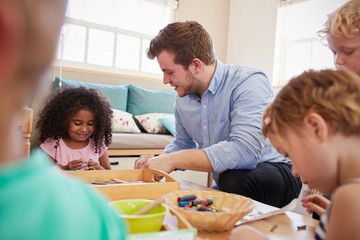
[134, 150, 213, 181]
[134, 154, 153, 169]
[134, 154, 174, 181]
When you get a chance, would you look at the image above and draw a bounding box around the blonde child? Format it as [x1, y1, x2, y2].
[319, 0, 360, 75]
[0, 0, 126, 239]
[230, 69, 360, 240]
[36, 87, 112, 170]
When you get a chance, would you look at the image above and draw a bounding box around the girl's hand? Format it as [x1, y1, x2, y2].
[301, 194, 331, 216]
[65, 159, 84, 170]
[88, 159, 104, 170]
[229, 225, 268, 240]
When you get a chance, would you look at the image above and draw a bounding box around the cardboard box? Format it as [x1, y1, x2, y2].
[67, 169, 180, 201]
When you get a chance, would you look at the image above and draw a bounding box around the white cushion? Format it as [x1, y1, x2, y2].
[109, 133, 174, 149]
[135, 113, 174, 134]
[112, 109, 141, 133]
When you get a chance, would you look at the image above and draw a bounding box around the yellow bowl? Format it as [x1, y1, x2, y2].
[109, 199, 168, 234]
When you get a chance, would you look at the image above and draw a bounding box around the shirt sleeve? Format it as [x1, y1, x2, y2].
[99, 141, 108, 158]
[40, 138, 57, 159]
[164, 100, 197, 153]
[203, 72, 275, 173]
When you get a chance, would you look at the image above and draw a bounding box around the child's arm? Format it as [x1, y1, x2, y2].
[301, 193, 330, 216]
[229, 225, 268, 240]
[326, 184, 360, 240]
[43, 152, 82, 170]
[98, 150, 111, 169]
[62, 159, 84, 170]
[88, 151, 111, 170]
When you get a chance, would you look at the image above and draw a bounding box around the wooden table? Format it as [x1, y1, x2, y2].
[177, 178, 319, 240]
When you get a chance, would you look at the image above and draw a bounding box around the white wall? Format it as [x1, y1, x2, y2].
[176, 0, 230, 63]
[227, 0, 279, 83]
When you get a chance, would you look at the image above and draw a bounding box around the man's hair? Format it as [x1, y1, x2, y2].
[147, 21, 216, 69]
[263, 69, 360, 139]
[318, 0, 360, 39]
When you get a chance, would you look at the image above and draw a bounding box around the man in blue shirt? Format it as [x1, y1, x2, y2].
[135, 21, 301, 207]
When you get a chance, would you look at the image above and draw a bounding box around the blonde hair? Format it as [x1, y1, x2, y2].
[318, 0, 360, 39]
[263, 69, 360, 139]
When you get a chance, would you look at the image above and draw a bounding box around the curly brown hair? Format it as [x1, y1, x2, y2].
[147, 21, 216, 69]
[36, 86, 113, 154]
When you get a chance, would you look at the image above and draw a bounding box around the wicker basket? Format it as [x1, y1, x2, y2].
[165, 190, 254, 232]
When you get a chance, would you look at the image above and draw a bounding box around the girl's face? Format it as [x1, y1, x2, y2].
[67, 109, 95, 143]
[327, 34, 360, 76]
[268, 127, 338, 194]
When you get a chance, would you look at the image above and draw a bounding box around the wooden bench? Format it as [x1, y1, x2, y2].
[108, 148, 163, 157]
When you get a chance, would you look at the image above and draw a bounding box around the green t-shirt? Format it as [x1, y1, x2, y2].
[0, 149, 127, 240]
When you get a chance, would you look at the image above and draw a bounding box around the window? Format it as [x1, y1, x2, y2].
[56, 0, 177, 77]
[273, 0, 348, 87]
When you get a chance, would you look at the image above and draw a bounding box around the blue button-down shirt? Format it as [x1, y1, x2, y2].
[164, 60, 290, 185]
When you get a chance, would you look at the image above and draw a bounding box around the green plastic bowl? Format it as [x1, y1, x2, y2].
[109, 199, 168, 234]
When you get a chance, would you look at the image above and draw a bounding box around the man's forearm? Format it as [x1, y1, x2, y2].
[169, 149, 214, 172]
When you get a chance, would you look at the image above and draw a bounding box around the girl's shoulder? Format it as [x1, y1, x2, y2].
[329, 179, 360, 239]
[336, 178, 360, 194]
[42, 137, 61, 145]
[332, 179, 360, 208]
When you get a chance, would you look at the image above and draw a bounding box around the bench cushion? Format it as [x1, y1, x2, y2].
[54, 77, 128, 111]
[109, 133, 174, 149]
[127, 84, 176, 116]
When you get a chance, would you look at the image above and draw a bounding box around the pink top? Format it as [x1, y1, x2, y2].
[40, 137, 107, 167]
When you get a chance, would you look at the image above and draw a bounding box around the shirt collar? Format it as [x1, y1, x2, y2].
[207, 59, 225, 95]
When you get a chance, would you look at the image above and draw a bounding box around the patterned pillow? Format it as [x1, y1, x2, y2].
[135, 113, 174, 134]
[112, 109, 141, 133]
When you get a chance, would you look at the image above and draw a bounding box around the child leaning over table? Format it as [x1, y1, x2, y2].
[36, 87, 113, 170]
[229, 69, 360, 240]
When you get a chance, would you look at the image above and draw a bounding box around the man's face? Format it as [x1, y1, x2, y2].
[156, 50, 197, 97]
[327, 34, 360, 76]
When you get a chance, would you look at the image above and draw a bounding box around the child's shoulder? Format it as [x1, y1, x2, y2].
[42, 137, 58, 144]
[333, 179, 360, 207]
[330, 179, 360, 238]
[336, 178, 360, 194]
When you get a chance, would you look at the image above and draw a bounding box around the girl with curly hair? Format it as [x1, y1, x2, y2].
[36, 86, 113, 170]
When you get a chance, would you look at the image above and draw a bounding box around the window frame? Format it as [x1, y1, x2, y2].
[273, 0, 346, 87]
[54, 0, 178, 80]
